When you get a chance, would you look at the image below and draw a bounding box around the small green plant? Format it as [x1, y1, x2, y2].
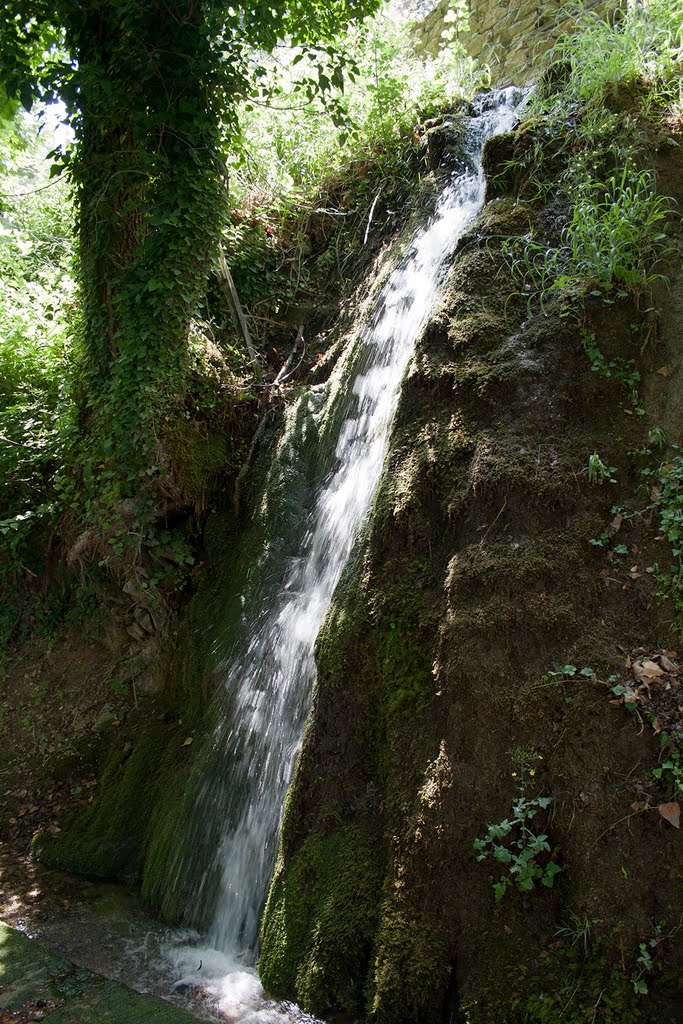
[587, 451, 617, 485]
[109, 678, 129, 699]
[555, 911, 600, 957]
[642, 451, 683, 631]
[547, 664, 595, 680]
[501, 230, 565, 314]
[582, 330, 641, 407]
[652, 733, 683, 797]
[474, 750, 561, 901]
[648, 425, 668, 450]
[558, 170, 672, 302]
[629, 919, 678, 996]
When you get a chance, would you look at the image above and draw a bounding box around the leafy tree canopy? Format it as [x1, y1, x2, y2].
[0, 0, 382, 556]
[0, 1, 382, 138]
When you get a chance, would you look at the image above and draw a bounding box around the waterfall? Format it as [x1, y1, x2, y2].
[163, 88, 523, 1002]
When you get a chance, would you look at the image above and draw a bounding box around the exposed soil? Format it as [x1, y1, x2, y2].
[0, 611, 166, 861]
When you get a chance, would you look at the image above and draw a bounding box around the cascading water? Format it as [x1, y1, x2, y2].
[160, 86, 524, 1018]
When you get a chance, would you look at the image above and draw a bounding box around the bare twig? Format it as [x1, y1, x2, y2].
[590, 808, 645, 851]
[0, 433, 34, 449]
[216, 251, 262, 380]
[479, 499, 508, 546]
[272, 326, 306, 387]
[363, 190, 382, 245]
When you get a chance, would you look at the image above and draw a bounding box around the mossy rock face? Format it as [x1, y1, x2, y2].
[259, 158, 683, 1021]
[30, 511, 241, 897]
[33, 723, 185, 882]
[260, 822, 384, 1015]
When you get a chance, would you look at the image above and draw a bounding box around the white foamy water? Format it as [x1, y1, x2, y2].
[158, 87, 524, 1021]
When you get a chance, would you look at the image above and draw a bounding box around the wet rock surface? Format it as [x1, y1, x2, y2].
[0, 920, 200, 1024]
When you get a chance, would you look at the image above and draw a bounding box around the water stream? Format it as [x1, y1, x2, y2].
[160, 86, 524, 1015]
[10, 88, 523, 1024]
[151, 87, 524, 1019]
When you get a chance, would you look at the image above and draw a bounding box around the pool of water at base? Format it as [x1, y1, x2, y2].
[0, 852, 317, 1024]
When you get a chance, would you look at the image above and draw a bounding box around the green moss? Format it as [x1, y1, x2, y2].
[369, 910, 450, 1024]
[445, 309, 509, 352]
[515, 945, 640, 1024]
[259, 822, 384, 1015]
[380, 623, 432, 716]
[165, 420, 229, 511]
[33, 725, 173, 879]
[141, 773, 205, 923]
[162, 592, 216, 723]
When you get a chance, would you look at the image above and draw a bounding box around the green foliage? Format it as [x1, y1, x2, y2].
[547, 0, 683, 113]
[230, 7, 483, 207]
[518, 915, 681, 1022]
[474, 753, 561, 901]
[520, 945, 638, 1023]
[629, 919, 679, 997]
[221, 6, 485, 320]
[556, 169, 672, 301]
[652, 732, 682, 797]
[0, 0, 484, 600]
[582, 329, 641, 405]
[642, 450, 683, 632]
[505, 168, 673, 313]
[504, 2, 679, 319]
[0, 123, 76, 577]
[0, 0, 385, 585]
[587, 452, 617, 486]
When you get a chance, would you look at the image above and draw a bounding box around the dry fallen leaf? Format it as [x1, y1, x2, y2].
[609, 513, 623, 535]
[633, 659, 665, 681]
[658, 802, 680, 829]
[658, 655, 679, 674]
[656, 366, 670, 377]
[652, 717, 662, 734]
[182, 736, 193, 746]
[651, 487, 662, 502]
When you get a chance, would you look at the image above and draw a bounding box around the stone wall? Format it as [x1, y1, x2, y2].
[414, 0, 617, 85]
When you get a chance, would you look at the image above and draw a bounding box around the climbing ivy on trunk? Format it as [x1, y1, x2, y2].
[1, 0, 380, 549]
